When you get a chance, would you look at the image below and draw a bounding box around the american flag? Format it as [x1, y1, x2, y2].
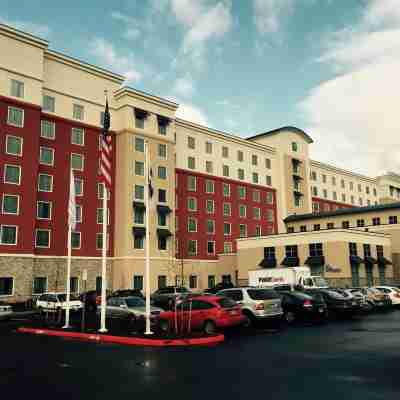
[100, 99, 112, 189]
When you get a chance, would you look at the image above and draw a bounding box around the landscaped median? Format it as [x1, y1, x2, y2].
[17, 327, 225, 347]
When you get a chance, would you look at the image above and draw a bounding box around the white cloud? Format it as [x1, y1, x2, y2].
[176, 102, 208, 126]
[0, 17, 50, 38]
[173, 75, 195, 98]
[299, 0, 400, 176]
[253, 0, 294, 34]
[89, 38, 141, 82]
[111, 11, 141, 40]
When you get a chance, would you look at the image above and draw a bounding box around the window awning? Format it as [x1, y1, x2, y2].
[292, 158, 302, 165]
[293, 174, 303, 181]
[281, 256, 299, 267]
[304, 256, 325, 266]
[132, 227, 146, 237]
[157, 228, 172, 238]
[157, 115, 171, 126]
[349, 255, 364, 265]
[294, 190, 303, 197]
[157, 205, 172, 214]
[378, 256, 392, 265]
[258, 257, 277, 269]
[135, 108, 149, 118]
[133, 201, 145, 209]
[364, 256, 377, 264]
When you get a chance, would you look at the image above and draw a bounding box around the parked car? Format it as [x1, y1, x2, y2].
[374, 286, 400, 306]
[357, 287, 392, 309]
[109, 289, 144, 299]
[0, 302, 12, 321]
[330, 288, 363, 312]
[158, 295, 245, 334]
[151, 286, 191, 309]
[36, 293, 83, 312]
[306, 289, 354, 317]
[217, 287, 283, 327]
[346, 289, 374, 312]
[204, 281, 234, 294]
[280, 291, 328, 323]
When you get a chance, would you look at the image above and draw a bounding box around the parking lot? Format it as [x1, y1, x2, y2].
[1, 310, 400, 400]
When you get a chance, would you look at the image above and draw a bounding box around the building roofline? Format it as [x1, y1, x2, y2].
[0, 22, 49, 49]
[176, 118, 276, 154]
[284, 201, 400, 223]
[247, 126, 314, 144]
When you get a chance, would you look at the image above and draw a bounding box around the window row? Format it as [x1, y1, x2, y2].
[134, 108, 170, 135]
[134, 161, 167, 179]
[134, 137, 168, 159]
[311, 188, 377, 206]
[134, 186, 167, 203]
[178, 239, 234, 256]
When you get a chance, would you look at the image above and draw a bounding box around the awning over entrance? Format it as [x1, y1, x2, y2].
[258, 257, 277, 269]
[378, 256, 392, 265]
[364, 256, 377, 264]
[157, 205, 172, 214]
[157, 228, 172, 238]
[132, 226, 146, 237]
[304, 256, 325, 266]
[349, 255, 364, 264]
[281, 256, 299, 267]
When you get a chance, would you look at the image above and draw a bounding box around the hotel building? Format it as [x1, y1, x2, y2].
[0, 24, 399, 302]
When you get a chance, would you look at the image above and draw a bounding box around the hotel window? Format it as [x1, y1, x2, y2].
[252, 154, 258, 166]
[7, 107, 24, 127]
[0, 225, 17, 245]
[134, 208, 145, 224]
[205, 141, 212, 154]
[2, 194, 19, 215]
[309, 243, 323, 257]
[266, 175, 272, 186]
[287, 227, 294, 233]
[359, 198, 363, 206]
[266, 209, 273, 222]
[351, 195, 355, 204]
[35, 229, 50, 248]
[222, 165, 230, 177]
[158, 189, 166, 203]
[75, 179, 83, 196]
[73, 104, 84, 121]
[187, 197, 197, 211]
[255, 226, 261, 236]
[314, 224, 320, 231]
[38, 174, 53, 192]
[294, 196, 301, 207]
[223, 183, 230, 197]
[312, 187, 318, 196]
[252, 190, 261, 202]
[10, 79, 24, 98]
[239, 224, 247, 238]
[285, 245, 298, 258]
[4, 165, 20, 185]
[333, 191, 337, 200]
[367, 200, 371, 206]
[187, 157, 195, 170]
[96, 208, 110, 225]
[206, 199, 214, 214]
[187, 176, 196, 191]
[0, 276, 14, 295]
[323, 189, 327, 198]
[135, 185, 144, 200]
[224, 242, 232, 254]
[254, 207, 261, 220]
[133, 235, 144, 249]
[206, 220, 215, 234]
[311, 171, 317, 181]
[266, 192, 273, 204]
[188, 136, 195, 149]
[135, 161, 144, 176]
[291, 142, 298, 152]
[312, 202, 320, 213]
[158, 144, 167, 159]
[265, 158, 271, 169]
[322, 174, 326, 183]
[207, 241, 215, 255]
[224, 223, 231, 236]
[135, 109, 147, 128]
[37, 201, 51, 220]
[75, 205, 82, 223]
[252, 173, 259, 184]
[300, 225, 307, 232]
[41, 120, 55, 139]
[71, 153, 84, 171]
[238, 168, 245, 180]
[356, 219, 365, 227]
[350, 182, 354, 191]
[341, 179, 345, 189]
[372, 217, 380, 226]
[71, 128, 84, 146]
[135, 137, 145, 152]
[366, 186, 370, 194]
[239, 205, 246, 218]
[188, 240, 197, 256]
[342, 221, 350, 229]
[205, 179, 214, 193]
[223, 203, 231, 216]
[158, 275, 167, 289]
[205, 161, 213, 173]
[71, 232, 81, 249]
[363, 244, 371, 257]
[43, 95, 55, 112]
[389, 216, 398, 224]
[237, 150, 244, 162]
[327, 222, 334, 229]
[373, 188, 377, 196]
[157, 117, 168, 135]
[358, 184, 362, 192]
[39, 147, 54, 166]
[222, 146, 229, 158]
[238, 186, 246, 199]
[5, 135, 22, 156]
[341, 194, 346, 203]
[33, 277, 47, 295]
[158, 213, 166, 227]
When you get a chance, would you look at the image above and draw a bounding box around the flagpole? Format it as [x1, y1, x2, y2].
[99, 186, 108, 333]
[63, 224, 72, 328]
[144, 141, 153, 335]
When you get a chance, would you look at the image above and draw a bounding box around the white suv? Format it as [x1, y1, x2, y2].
[36, 293, 83, 312]
[217, 287, 283, 327]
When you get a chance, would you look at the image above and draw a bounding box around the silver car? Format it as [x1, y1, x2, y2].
[217, 287, 283, 327]
[0, 302, 12, 321]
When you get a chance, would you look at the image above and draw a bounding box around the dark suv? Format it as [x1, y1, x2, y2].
[151, 286, 191, 309]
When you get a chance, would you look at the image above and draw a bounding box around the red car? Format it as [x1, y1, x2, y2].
[158, 295, 245, 334]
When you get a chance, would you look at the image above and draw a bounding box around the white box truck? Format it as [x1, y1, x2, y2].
[248, 267, 329, 290]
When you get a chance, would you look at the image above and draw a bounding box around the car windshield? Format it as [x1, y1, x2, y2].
[217, 297, 237, 308]
[125, 297, 145, 307]
[313, 277, 328, 287]
[57, 294, 79, 301]
[247, 289, 280, 300]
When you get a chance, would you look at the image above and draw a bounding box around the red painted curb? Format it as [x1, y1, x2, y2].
[17, 327, 225, 347]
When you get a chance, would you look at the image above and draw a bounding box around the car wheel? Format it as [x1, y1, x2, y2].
[203, 320, 217, 335]
[284, 311, 296, 324]
[159, 319, 170, 333]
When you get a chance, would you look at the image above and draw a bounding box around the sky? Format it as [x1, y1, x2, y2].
[1, 0, 400, 177]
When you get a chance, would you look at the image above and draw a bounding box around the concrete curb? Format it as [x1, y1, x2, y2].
[17, 327, 225, 347]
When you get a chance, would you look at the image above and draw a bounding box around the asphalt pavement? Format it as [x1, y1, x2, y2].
[1, 310, 400, 400]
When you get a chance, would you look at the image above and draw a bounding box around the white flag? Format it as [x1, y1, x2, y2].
[68, 169, 76, 230]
